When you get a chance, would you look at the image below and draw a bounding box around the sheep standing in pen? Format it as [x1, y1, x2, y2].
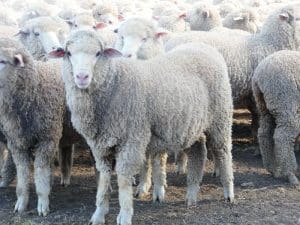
[166, 3, 300, 150]
[50, 29, 234, 225]
[252, 50, 300, 185]
[0, 37, 65, 216]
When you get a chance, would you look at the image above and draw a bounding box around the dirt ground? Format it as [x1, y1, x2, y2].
[0, 110, 299, 225]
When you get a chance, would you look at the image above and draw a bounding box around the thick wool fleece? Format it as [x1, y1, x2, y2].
[252, 50, 300, 184]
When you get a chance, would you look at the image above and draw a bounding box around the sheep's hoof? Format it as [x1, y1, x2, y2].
[37, 197, 49, 216]
[226, 196, 235, 203]
[288, 173, 299, 186]
[152, 185, 165, 203]
[89, 208, 105, 225]
[117, 209, 132, 225]
[14, 197, 28, 214]
[135, 183, 151, 199]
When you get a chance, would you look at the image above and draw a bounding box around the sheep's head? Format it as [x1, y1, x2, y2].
[92, 3, 119, 25]
[115, 18, 167, 59]
[49, 30, 122, 89]
[16, 17, 67, 58]
[0, 38, 30, 75]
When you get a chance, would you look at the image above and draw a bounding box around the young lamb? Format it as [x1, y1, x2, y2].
[252, 50, 300, 185]
[222, 7, 260, 33]
[0, 37, 65, 216]
[165, 3, 300, 147]
[186, 3, 223, 31]
[51, 29, 234, 225]
[17, 16, 69, 61]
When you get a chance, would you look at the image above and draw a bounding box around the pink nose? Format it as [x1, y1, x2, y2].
[76, 73, 89, 81]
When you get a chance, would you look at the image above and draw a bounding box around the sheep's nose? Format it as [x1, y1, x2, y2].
[56, 47, 64, 52]
[108, 20, 113, 24]
[76, 73, 89, 81]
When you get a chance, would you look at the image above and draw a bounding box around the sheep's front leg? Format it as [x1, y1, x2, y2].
[89, 170, 111, 225]
[152, 152, 168, 203]
[9, 143, 30, 213]
[34, 141, 58, 216]
[59, 144, 74, 187]
[0, 148, 16, 188]
[135, 153, 152, 199]
[186, 141, 207, 206]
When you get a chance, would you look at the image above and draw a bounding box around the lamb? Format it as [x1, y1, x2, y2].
[0, 37, 65, 216]
[17, 16, 69, 61]
[165, 3, 300, 147]
[186, 3, 222, 31]
[252, 50, 300, 185]
[114, 17, 166, 59]
[51, 29, 234, 225]
[222, 8, 260, 33]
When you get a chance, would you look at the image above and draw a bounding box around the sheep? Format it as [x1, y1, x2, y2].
[222, 8, 261, 33]
[114, 17, 166, 59]
[165, 3, 300, 148]
[156, 11, 190, 32]
[17, 16, 69, 61]
[252, 50, 300, 185]
[0, 10, 18, 27]
[186, 3, 222, 31]
[0, 25, 19, 38]
[92, 2, 119, 25]
[51, 29, 234, 225]
[67, 13, 96, 30]
[0, 37, 65, 216]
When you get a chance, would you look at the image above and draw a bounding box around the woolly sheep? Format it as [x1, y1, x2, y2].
[166, 3, 300, 145]
[252, 50, 300, 185]
[92, 2, 119, 25]
[17, 16, 69, 61]
[0, 25, 18, 38]
[0, 37, 65, 216]
[114, 17, 166, 59]
[0, 10, 18, 27]
[156, 11, 190, 32]
[222, 8, 260, 33]
[52, 29, 234, 225]
[186, 3, 222, 31]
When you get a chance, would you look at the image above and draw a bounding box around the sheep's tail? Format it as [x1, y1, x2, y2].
[252, 79, 268, 116]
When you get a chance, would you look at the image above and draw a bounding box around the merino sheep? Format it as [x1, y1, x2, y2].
[166, 3, 300, 146]
[51, 29, 234, 225]
[222, 7, 260, 33]
[252, 50, 300, 185]
[92, 2, 119, 25]
[0, 37, 65, 216]
[17, 16, 69, 61]
[186, 3, 222, 31]
[114, 17, 166, 59]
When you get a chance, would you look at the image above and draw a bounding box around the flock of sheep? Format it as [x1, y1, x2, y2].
[0, 0, 299, 224]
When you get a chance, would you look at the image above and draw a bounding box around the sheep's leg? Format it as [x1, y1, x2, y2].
[152, 152, 168, 203]
[135, 152, 152, 199]
[34, 141, 57, 216]
[9, 143, 30, 213]
[0, 149, 16, 188]
[186, 141, 207, 206]
[176, 151, 188, 174]
[209, 135, 234, 202]
[117, 174, 133, 225]
[89, 170, 111, 225]
[211, 151, 220, 177]
[257, 113, 276, 174]
[273, 126, 299, 185]
[59, 144, 74, 187]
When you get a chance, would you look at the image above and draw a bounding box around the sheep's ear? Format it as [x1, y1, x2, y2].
[279, 12, 289, 21]
[48, 49, 66, 58]
[202, 11, 210, 18]
[95, 22, 107, 30]
[179, 13, 186, 19]
[14, 29, 30, 36]
[13, 54, 25, 67]
[152, 15, 160, 20]
[102, 48, 122, 58]
[155, 32, 168, 39]
[118, 14, 124, 21]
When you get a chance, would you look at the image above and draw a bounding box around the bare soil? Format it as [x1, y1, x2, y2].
[0, 109, 299, 225]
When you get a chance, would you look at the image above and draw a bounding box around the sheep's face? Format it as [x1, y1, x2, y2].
[0, 50, 26, 74]
[18, 18, 66, 57]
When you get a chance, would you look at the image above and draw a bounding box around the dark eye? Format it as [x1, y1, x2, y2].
[34, 32, 40, 36]
[74, 24, 78, 27]
[0, 60, 6, 64]
[67, 51, 71, 57]
[96, 51, 101, 57]
[98, 13, 102, 16]
[142, 37, 147, 42]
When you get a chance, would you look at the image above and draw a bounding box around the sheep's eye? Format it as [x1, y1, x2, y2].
[74, 24, 78, 27]
[34, 32, 40, 36]
[0, 60, 6, 64]
[142, 37, 147, 42]
[96, 51, 101, 57]
[98, 13, 102, 16]
[67, 51, 71, 57]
